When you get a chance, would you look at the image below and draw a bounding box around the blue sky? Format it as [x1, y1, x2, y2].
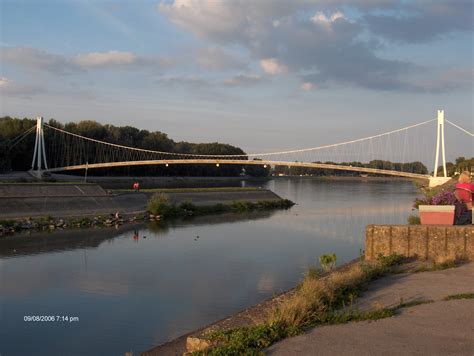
[0, 0, 472, 159]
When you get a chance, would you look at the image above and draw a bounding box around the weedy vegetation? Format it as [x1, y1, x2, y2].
[443, 293, 474, 301]
[193, 253, 405, 355]
[147, 193, 295, 219]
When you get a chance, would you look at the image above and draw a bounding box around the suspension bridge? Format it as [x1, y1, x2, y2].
[12, 110, 473, 187]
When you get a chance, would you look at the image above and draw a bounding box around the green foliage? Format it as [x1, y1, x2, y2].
[147, 194, 170, 216]
[179, 200, 197, 213]
[376, 253, 404, 268]
[0, 116, 247, 175]
[147, 196, 294, 219]
[397, 298, 434, 308]
[273, 159, 429, 176]
[407, 215, 420, 225]
[193, 254, 405, 355]
[202, 322, 290, 355]
[437, 156, 474, 177]
[443, 293, 474, 301]
[410, 260, 458, 273]
[321, 308, 396, 325]
[319, 253, 337, 272]
[304, 266, 322, 280]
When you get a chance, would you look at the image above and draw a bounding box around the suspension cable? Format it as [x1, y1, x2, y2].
[8, 126, 36, 149]
[44, 119, 436, 158]
[446, 120, 474, 137]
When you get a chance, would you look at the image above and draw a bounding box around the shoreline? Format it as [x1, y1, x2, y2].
[140, 258, 362, 356]
[0, 184, 293, 236]
[142, 257, 474, 355]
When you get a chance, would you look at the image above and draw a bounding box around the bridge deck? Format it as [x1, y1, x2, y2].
[45, 159, 430, 180]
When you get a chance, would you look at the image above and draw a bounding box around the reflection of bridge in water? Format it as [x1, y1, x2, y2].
[12, 110, 472, 186]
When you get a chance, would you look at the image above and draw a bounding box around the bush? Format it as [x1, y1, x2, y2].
[319, 253, 337, 272]
[147, 193, 170, 216]
[407, 215, 420, 225]
[179, 200, 197, 213]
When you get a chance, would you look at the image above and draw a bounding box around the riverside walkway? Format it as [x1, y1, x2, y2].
[267, 262, 474, 356]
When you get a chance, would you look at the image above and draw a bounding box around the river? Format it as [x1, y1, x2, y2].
[0, 178, 417, 355]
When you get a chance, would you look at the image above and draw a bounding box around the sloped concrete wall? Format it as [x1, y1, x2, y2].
[365, 225, 474, 261]
[0, 193, 148, 219]
[0, 184, 107, 197]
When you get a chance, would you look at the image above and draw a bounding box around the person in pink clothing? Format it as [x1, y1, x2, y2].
[455, 171, 473, 208]
[454, 171, 473, 224]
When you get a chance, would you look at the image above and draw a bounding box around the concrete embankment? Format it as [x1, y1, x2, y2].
[0, 184, 148, 219]
[0, 184, 283, 219]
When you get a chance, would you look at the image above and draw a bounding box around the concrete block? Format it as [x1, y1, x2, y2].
[409, 226, 429, 259]
[446, 227, 466, 260]
[365, 225, 374, 260]
[372, 225, 391, 258]
[427, 227, 447, 262]
[466, 228, 474, 260]
[391, 226, 409, 256]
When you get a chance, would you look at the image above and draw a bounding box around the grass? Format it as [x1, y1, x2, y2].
[114, 187, 261, 193]
[407, 214, 420, 225]
[443, 293, 474, 301]
[397, 298, 434, 308]
[192, 254, 404, 355]
[147, 193, 295, 219]
[410, 260, 458, 273]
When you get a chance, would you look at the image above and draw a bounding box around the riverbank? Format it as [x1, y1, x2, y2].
[143, 258, 474, 355]
[0, 184, 293, 236]
[267, 262, 474, 355]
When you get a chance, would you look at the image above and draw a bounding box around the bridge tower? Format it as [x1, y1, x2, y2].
[429, 110, 450, 187]
[31, 116, 48, 175]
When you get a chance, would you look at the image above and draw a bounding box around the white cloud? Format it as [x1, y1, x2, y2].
[260, 58, 287, 75]
[2, 46, 174, 75]
[0, 77, 11, 88]
[158, 0, 244, 41]
[310, 11, 346, 25]
[75, 50, 137, 67]
[301, 82, 314, 91]
[159, 0, 473, 91]
[1, 47, 80, 75]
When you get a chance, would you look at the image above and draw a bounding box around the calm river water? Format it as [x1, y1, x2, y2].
[0, 178, 417, 355]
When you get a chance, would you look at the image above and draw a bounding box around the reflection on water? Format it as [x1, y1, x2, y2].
[0, 178, 416, 355]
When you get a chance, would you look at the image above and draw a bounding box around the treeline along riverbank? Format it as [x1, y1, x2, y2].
[2, 116, 459, 178]
[0, 116, 269, 177]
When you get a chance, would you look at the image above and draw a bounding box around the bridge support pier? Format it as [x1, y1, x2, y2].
[29, 116, 48, 178]
[429, 110, 450, 188]
[428, 176, 451, 188]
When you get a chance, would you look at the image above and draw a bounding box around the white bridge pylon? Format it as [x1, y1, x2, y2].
[28, 110, 472, 186]
[31, 116, 48, 175]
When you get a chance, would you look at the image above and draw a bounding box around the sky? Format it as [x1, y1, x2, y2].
[0, 0, 473, 158]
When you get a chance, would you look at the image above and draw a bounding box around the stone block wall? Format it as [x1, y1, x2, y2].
[365, 225, 474, 262]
